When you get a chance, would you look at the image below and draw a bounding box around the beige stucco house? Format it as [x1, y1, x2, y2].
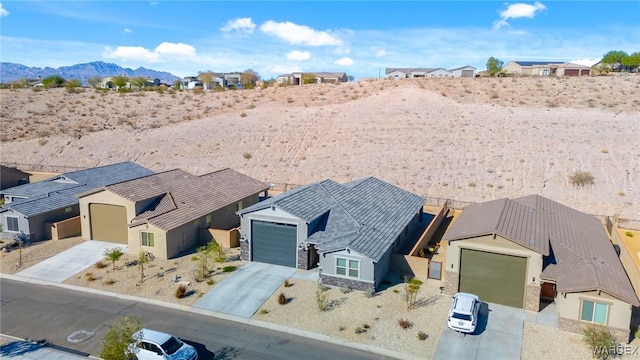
[443, 195, 639, 342]
[503, 61, 591, 77]
[77, 168, 268, 259]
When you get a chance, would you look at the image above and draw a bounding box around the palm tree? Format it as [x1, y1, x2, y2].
[13, 232, 30, 267]
[104, 248, 124, 270]
[138, 250, 149, 284]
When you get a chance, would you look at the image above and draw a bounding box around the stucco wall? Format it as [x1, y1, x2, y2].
[29, 205, 79, 242]
[78, 190, 136, 241]
[129, 223, 169, 258]
[610, 225, 640, 297]
[50, 216, 81, 240]
[556, 290, 632, 336]
[1, 210, 30, 240]
[319, 248, 375, 283]
[239, 206, 306, 262]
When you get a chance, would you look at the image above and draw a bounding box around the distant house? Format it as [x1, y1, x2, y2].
[237, 177, 425, 291]
[385, 66, 473, 79]
[449, 65, 477, 78]
[503, 61, 591, 77]
[0, 165, 30, 191]
[77, 168, 269, 259]
[443, 195, 639, 342]
[0, 162, 153, 241]
[276, 72, 348, 85]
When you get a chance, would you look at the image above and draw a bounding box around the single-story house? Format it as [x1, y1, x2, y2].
[0, 165, 30, 190]
[283, 72, 348, 85]
[0, 162, 153, 241]
[77, 168, 269, 259]
[449, 65, 477, 78]
[385, 67, 471, 79]
[237, 177, 425, 291]
[503, 61, 591, 77]
[443, 195, 639, 342]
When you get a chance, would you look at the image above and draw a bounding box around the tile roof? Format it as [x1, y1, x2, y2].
[0, 162, 153, 217]
[238, 177, 425, 262]
[513, 61, 565, 67]
[449, 65, 476, 71]
[102, 168, 268, 231]
[443, 195, 639, 306]
[385, 68, 436, 75]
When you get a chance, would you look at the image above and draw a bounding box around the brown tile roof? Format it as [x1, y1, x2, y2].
[444, 195, 639, 306]
[104, 168, 268, 231]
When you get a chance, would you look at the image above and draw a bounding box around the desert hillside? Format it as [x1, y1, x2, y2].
[1, 75, 638, 219]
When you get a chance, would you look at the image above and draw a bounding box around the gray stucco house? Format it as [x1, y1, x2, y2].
[0, 162, 153, 241]
[237, 177, 425, 291]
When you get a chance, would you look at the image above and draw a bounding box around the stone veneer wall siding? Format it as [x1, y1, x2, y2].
[240, 240, 249, 261]
[297, 248, 308, 270]
[320, 274, 374, 292]
[444, 270, 459, 295]
[558, 317, 630, 344]
[525, 285, 541, 312]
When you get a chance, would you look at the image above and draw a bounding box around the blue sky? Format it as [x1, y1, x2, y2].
[1, 1, 638, 79]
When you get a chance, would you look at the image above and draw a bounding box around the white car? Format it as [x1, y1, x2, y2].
[447, 292, 481, 334]
[131, 328, 198, 360]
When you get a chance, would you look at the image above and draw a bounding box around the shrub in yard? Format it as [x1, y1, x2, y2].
[278, 292, 287, 305]
[104, 279, 117, 285]
[418, 331, 428, 340]
[626, 231, 634, 238]
[398, 318, 414, 330]
[582, 325, 615, 360]
[340, 286, 352, 294]
[339, 326, 345, 331]
[284, 280, 291, 287]
[206, 279, 215, 286]
[175, 284, 187, 299]
[95, 260, 108, 269]
[222, 266, 236, 273]
[259, 309, 269, 315]
[317, 282, 329, 292]
[364, 288, 376, 298]
[569, 170, 595, 188]
[355, 326, 366, 334]
[316, 288, 329, 311]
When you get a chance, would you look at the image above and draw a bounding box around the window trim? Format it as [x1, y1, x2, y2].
[140, 231, 155, 247]
[6, 216, 20, 232]
[335, 257, 360, 279]
[579, 299, 609, 325]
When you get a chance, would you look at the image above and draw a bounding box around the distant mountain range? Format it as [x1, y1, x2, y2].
[0, 61, 180, 85]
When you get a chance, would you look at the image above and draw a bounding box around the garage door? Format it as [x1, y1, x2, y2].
[251, 220, 297, 267]
[459, 248, 526, 308]
[564, 69, 580, 76]
[461, 70, 474, 77]
[89, 203, 127, 244]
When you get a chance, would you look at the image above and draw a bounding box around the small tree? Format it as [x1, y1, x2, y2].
[65, 79, 82, 93]
[100, 316, 142, 360]
[130, 76, 147, 91]
[582, 325, 616, 360]
[209, 238, 226, 262]
[138, 250, 149, 283]
[301, 73, 316, 85]
[112, 76, 129, 91]
[241, 69, 259, 89]
[104, 247, 124, 270]
[195, 244, 212, 281]
[404, 276, 423, 310]
[88, 76, 102, 89]
[42, 75, 66, 88]
[198, 72, 216, 90]
[486, 57, 504, 77]
[13, 232, 30, 267]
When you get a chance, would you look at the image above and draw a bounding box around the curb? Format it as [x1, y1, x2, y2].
[0, 273, 421, 360]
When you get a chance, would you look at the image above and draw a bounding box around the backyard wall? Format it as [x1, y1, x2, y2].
[200, 228, 240, 248]
[410, 202, 449, 256]
[48, 216, 81, 240]
[610, 223, 640, 296]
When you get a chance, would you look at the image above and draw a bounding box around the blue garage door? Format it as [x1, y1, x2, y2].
[251, 220, 297, 267]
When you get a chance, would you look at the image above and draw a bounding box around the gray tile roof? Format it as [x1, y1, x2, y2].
[239, 177, 425, 262]
[0, 162, 153, 217]
[443, 195, 639, 306]
[385, 68, 436, 75]
[513, 61, 565, 67]
[102, 168, 268, 231]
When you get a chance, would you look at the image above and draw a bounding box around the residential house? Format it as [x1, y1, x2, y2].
[0, 162, 153, 241]
[99, 77, 160, 90]
[449, 65, 477, 78]
[0, 165, 30, 190]
[277, 72, 348, 85]
[385, 67, 469, 79]
[503, 61, 591, 77]
[77, 168, 269, 259]
[443, 195, 639, 342]
[237, 177, 425, 291]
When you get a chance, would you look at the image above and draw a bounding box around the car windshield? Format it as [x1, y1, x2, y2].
[160, 336, 183, 355]
[452, 312, 472, 321]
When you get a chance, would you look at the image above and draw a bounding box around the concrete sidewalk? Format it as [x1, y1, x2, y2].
[0, 334, 95, 360]
[16, 241, 127, 283]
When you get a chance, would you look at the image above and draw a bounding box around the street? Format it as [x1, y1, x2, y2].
[0, 278, 391, 359]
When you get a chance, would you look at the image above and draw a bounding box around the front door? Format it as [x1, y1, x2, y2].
[541, 282, 557, 300]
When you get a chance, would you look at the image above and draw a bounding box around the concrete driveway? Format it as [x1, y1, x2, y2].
[193, 262, 297, 318]
[15, 241, 126, 283]
[434, 302, 524, 360]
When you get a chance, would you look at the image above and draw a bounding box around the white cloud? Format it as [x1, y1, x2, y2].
[124, 28, 132, 34]
[221, 18, 256, 33]
[0, 3, 9, 17]
[334, 57, 354, 66]
[260, 20, 343, 46]
[493, 2, 546, 30]
[569, 57, 601, 67]
[286, 50, 311, 61]
[375, 49, 387, 57]
[104, 42, 195, 62]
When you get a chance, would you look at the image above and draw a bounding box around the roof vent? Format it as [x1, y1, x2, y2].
[529, 239, 535, 246]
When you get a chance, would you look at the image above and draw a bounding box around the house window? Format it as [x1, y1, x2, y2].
[193, 219, 200, 226]
[581, 300, 608, 325]
[141, 232, 155, 247]
[235, 201, 243, 212]
[336, 258, 359, 278]
[206, 214, 212, 224]
[6, 216, 19, 232]
[65, 207, 72, 213]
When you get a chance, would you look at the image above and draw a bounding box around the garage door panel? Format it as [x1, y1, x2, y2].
[251, 220, 297, 267]
[90, 203, 127, 244]
[459, 249, 526, 308]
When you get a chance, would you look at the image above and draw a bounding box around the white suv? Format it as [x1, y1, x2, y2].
[447, 292, 480, 333]
[131, 328, 198, 360]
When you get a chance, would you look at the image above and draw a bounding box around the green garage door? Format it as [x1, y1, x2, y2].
[459, 248, 526, 308]
[251, 220, 297, 267]
[89, 203, 127, 244]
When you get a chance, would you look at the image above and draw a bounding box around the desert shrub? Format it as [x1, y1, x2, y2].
[84, 272, 96, 281]
[284, 280, 291, 287]
[355, 326, 366, 334]
[192, 87, 204, 95]
[582, 325, 616, 360]
[206, 279, 215, 285]
[278, 292, 287, 305]
[317, 282, 329, 292]
[37, 139, 48, 146]
[339, 326, 345, 331]
[316, 288, 330, 311]
[340, 286, 352, 294]
[626, 231, 634, 238]
[570, 170, 595, 188]
[95, 260, 108, 269]
[242, 152, 252, 159]
[175, 284, 187, 299]
[104, 279, 116, 285]
[363, 324, 370, 329]
[398, 318, 414, 330]
[240, 112, 247, 118]
[405, 277, 423, 310]
[259, 309, 269, 315]
[364, 288, 376, 298]
[418, 331, 428, 340]
[222, 266, 236, 273]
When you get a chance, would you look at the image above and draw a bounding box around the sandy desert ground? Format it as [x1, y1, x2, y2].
[1, 75, 638, 219]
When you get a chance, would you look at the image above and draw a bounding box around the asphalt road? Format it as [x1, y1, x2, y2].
[0, 278, 393, 360]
